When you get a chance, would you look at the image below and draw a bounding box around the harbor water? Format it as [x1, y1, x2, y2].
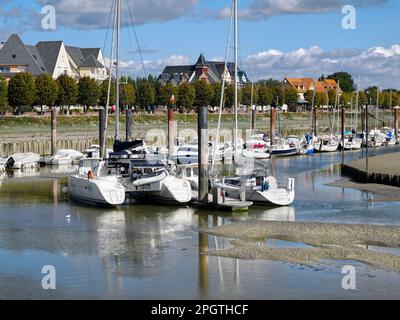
[1, 146, 400, 299]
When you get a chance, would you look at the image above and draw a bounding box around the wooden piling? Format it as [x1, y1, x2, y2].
[198, 105, 209, 204]
[126, 108, 132, 142]
[99, 108, 106, 158]
[168, 107, 175, 157]
[51, 108, 57, 156]
[270, 108, 276, 143]
[251, 107, 256, 131]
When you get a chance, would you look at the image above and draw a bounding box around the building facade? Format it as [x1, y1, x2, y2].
[283, 77, 342, 103]
[0, 34, 107, 81]
[159, 54, 250, 86]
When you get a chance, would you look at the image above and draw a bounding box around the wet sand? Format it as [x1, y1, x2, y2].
[202, 221, 400, 272]
[345, 152, 400, 176]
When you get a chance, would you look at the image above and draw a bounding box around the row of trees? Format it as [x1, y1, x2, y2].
[1, 72, 399, 115]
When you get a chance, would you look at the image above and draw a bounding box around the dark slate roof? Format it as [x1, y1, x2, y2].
[66, 46, 104, 68]
[0, 34, 43, 76]
[25, 45, 47, 72]
[80, 55, 104, 68]
[81, 48, 100, 60]
[35, 41, 63, 75]
[159, 54, 250, 85]
[65, 46, 85, 66]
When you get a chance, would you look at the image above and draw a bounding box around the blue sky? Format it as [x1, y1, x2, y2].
[1, 0, 399, 87]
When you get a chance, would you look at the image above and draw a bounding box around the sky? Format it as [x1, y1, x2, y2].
[0, 0, 399, 88]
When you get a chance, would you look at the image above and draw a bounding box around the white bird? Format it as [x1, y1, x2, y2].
[65, 214, 71, 219]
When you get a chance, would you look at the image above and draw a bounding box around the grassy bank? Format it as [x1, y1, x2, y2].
[0, 111, 394, 142]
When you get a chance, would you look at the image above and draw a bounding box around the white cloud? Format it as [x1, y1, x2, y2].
[213, 0, 389, 20]
[242, 44, 400, 89]
[105, 54, 191, 77]
[36, 0, 198, 29]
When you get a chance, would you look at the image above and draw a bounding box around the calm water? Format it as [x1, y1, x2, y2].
[1, 146, 400, 299]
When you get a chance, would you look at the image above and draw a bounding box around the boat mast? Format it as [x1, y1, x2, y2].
[115, 0, 121, 139]
[233, 0, 238, 153]
[101, 0, 117, 159]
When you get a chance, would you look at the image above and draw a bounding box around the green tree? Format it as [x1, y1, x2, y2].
[99, 80, 116, 107]
[327, 72, 355, 93]
[392, 92, 400, 107]
[177, 83, 196, 111]
[283, 87, 298, 107]
[0, 76, 8, 115]
[381, 91, 393, 109]
[210, 82, 223, 108]
[35, 73, 58, 114]
[358, 91, 368, 107]
[120, 82, 136, 109]
[78, 76, 101, 113]
[224, 84, 242, 109]
[327, 89, 337, 106]
[8, 72, 36, 114]
[315, 92, 328, 107]
[57, 74, 78, 114]
[365, 86, 381, 106]
[137, 79, 155, 109]
[340, 92, 352, 107]
[241, 84, 257, 106]
[193, 81, 213, 107]
[257, 85, 273, 106]
[159, 83, 177, 107]
[304, 90, 315, 106]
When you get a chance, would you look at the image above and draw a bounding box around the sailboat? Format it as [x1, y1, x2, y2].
[342, 90, 362, 150]
[313, 86, 339, 152]
[211, 0, 295, 207]
[68, 0, 126, 208]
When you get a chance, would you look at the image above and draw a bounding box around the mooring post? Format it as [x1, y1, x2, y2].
[99, 108, 106, 158]
[168, 107, 175, 157]
[395, 106, 399, 142]
[251, 106, 256, 131]
[51, 108, 57, 156]
[126, 108, 132, 142]
[313, 108, 319, 137]
[270, 107, 276, 144]
[365, 104, 369, 181]
[341, 105, 346, 165]
[198, 105, 209, 204]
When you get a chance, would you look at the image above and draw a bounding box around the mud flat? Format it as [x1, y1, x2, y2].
[342, 152, 400, 187]
[201, 221, 400, 272]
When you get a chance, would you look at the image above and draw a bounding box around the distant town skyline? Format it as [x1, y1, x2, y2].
[1, 0, 399, 88]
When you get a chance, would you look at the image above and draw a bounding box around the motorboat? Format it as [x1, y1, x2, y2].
[171, 144, 199, 164]
[383, 128, 397, 146]
[83, 145, 113, 159]
[242, 148, 270, 159]
[5, 153, 40, 169]
[68, 158, 125, 207]
[313, 135, 339, 152]
[127, 159, 192, 205]
[213, 171, 295, 206]
[49, 149, 83, 165]
[268, 139, 298, 157]
[341, 133, 362, 150]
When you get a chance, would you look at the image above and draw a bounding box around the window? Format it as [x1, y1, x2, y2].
[0, 66, 10, 73]
[12, 54, 16, 59]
